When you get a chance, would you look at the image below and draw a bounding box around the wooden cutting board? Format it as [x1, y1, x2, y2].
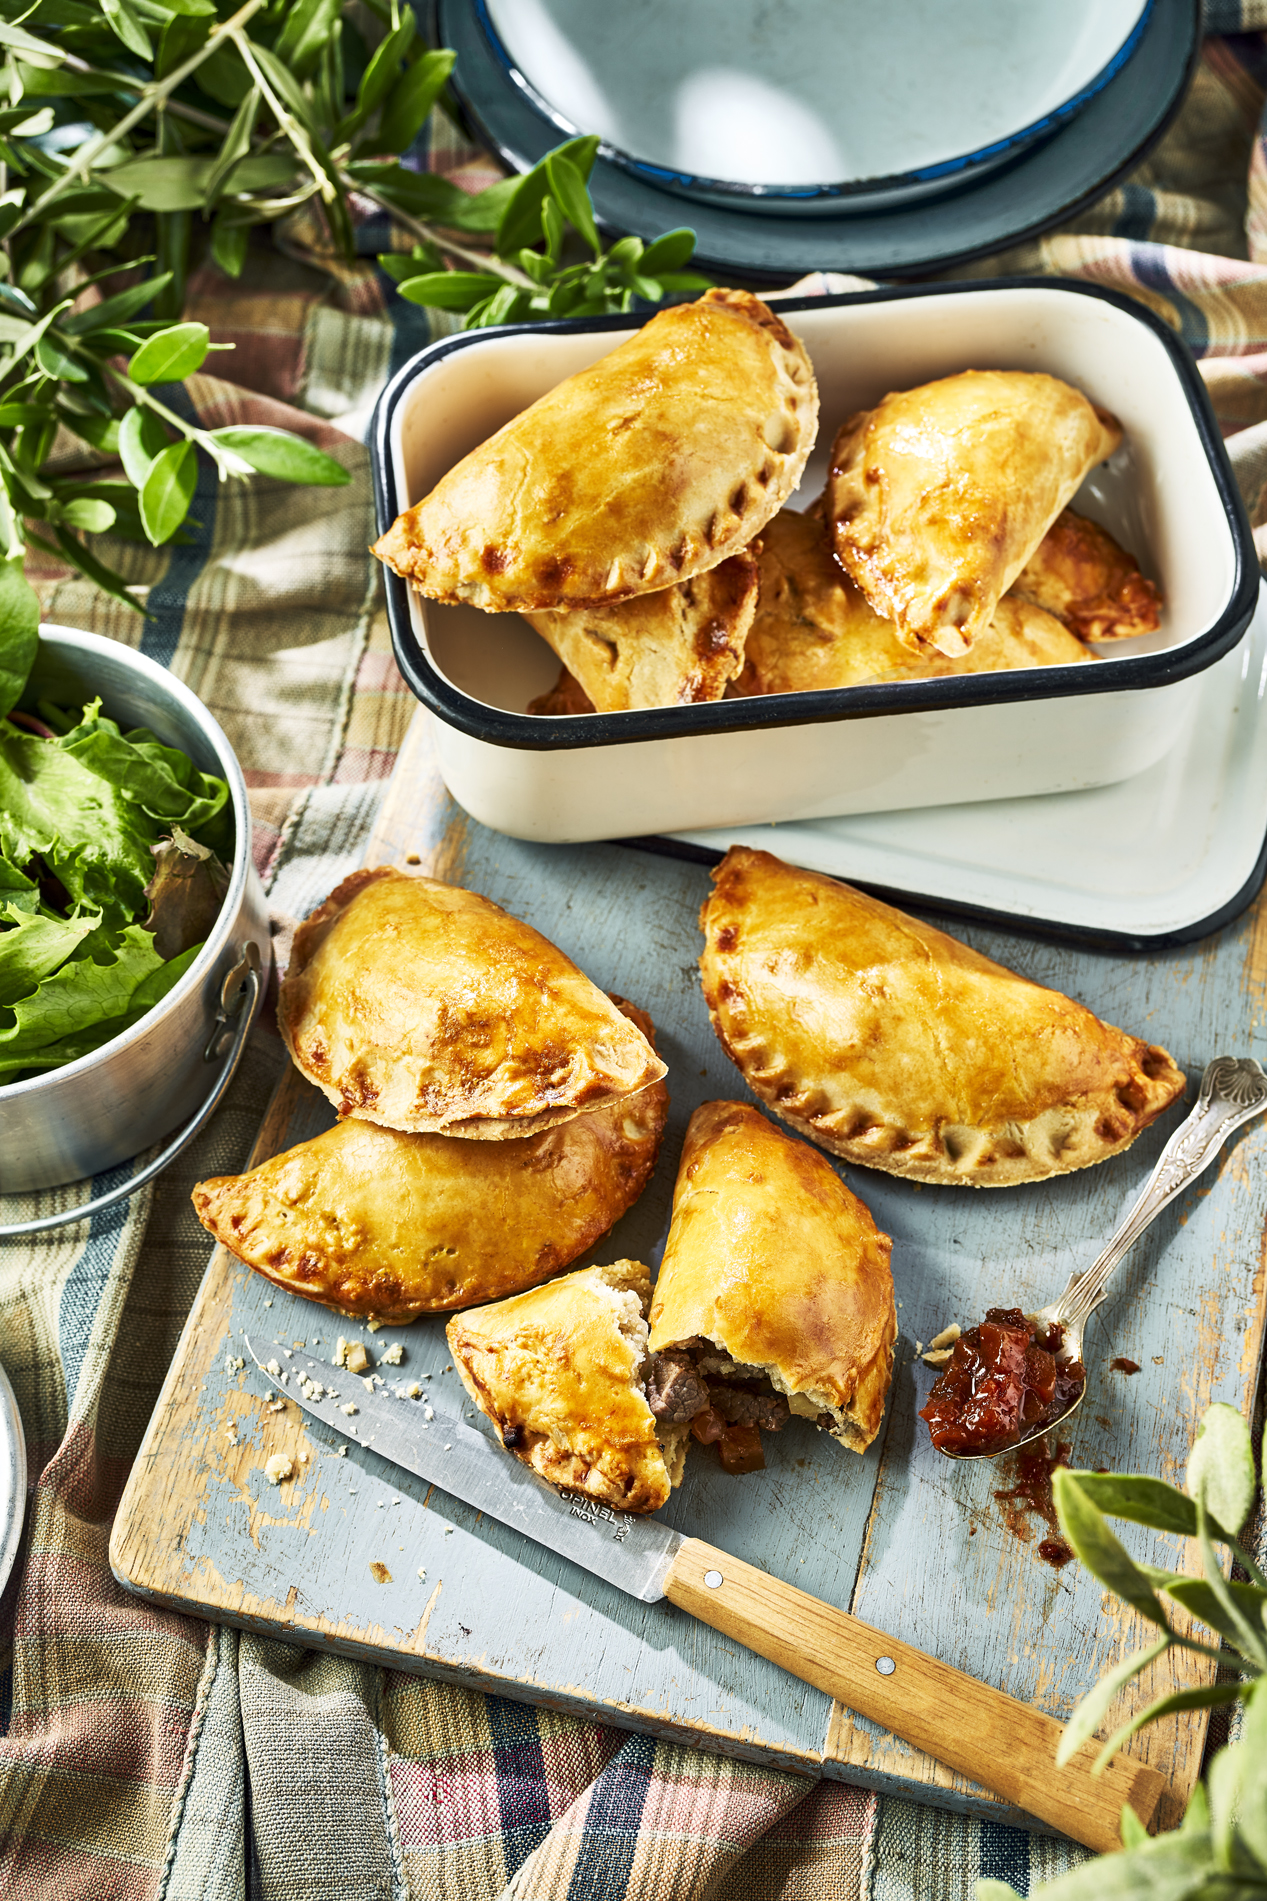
[112, 708, 1267, 1831]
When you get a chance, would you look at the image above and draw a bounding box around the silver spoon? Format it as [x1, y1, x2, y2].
[934, 1055, 1267, 1461]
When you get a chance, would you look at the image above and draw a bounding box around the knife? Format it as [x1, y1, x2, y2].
[250, 1341, 1167, 1853]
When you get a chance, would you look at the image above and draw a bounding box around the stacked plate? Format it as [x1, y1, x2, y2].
[434, 0, 1200, 277]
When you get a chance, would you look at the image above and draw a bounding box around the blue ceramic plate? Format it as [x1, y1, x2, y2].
[477, 0, 1151, 217]
[435, 0, 1198, 277]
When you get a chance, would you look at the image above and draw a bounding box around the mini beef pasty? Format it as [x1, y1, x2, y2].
[372, 289, 817, 613]
[730, 508, 1090, 698]
[699, 848, 1186, 1187]
[827, 371, 1122, 658]
[647, 1101, 896, 1463]
[448, 1260, 679, 1514]
[279, 866, 665, 1138]
[1013, 508, 1162, 643]
[192, 1001, 669, 1321]
[525, 548, 759, 712]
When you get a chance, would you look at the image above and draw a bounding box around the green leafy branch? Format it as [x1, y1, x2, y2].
[0, 0, 707, 618]
[979, 1403, 1267, 1900]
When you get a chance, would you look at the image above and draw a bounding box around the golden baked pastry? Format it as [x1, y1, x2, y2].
[192, 1000, 669, 1321]
[827, 371, 1122, 658]
[730, 508, 1090, 697]
[647, 1101, 896, 1459]
[372, 289, 817, 613]
[699, 847, 1186, 1187]
[525, 548, 759, 712]
[528, 665, 596, 717]
[279, 866, 665, 1138]
[1013, 508, 1162, 643]
[448, 1260, 679, 1514]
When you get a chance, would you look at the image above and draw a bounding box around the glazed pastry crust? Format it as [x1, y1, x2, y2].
[649, 1101, 896, 1450]
[731, 508, 1090, 697]
[1013, 508, 1162, 642]
[192, 1001, 668, 1321]
[526, 548, 759, 712]
[699, 848, 1186, 1187]
[827, 371, 1122, 658]
[372, 289, 817, 613]
[447, 1260, 673, 1514]
[279, 866, 665, 1137]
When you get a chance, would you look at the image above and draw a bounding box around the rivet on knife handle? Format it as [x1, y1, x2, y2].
[663, 1536, 1168, 1855]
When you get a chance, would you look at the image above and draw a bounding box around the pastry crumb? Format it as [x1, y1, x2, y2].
[369, 1561, 391, 1583]
[264, 1454, 294, 1484]
[224, 1354, 245, 1375]
[928, 1323, 962, 1351]
[340, 1402, 359, 1416]
[417, 1566, 426, 1581]
[401, 1383, 422, 1400]
[263, 1299, 272, 1307]
[224, 1423, 238, 1445]
[923, 1348, 954, 1367]
[367, 1318, 382, 1333]
[380, 1343, 404, 1365]
[345, 1341, 371, 1374]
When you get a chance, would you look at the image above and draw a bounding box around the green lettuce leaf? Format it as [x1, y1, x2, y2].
[57, 699, 232, 853]
[0, 718, 158, 925]
[0, 903, 99, 1005]
[0, 923, 198, 1081]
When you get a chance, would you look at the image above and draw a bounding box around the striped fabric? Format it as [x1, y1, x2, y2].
[4, 15, 1267, 1898]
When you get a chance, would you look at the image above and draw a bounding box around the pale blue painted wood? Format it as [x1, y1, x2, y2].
[157, 821, 1266, 1811]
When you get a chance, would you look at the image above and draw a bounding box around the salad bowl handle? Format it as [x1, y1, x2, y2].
[0, 944, 264, 1239]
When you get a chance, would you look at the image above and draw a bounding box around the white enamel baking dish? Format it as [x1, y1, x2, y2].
[372, 280, 1257, 844]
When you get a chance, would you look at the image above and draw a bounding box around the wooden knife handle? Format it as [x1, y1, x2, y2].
[664, 1537, 1167, 1854]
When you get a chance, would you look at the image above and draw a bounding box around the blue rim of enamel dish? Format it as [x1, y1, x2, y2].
[472, 0, 1155, 206]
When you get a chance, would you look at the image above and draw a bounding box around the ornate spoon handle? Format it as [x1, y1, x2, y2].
[1052, 1056, 1267, 1335]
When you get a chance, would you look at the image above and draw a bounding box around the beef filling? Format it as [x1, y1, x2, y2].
[643, 1342, 794, 1475]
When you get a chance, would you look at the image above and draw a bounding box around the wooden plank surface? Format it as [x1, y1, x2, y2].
[112, 704, 1267, 1830]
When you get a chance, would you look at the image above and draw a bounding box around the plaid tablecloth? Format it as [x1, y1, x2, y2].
[4, 6, 1267, 1895]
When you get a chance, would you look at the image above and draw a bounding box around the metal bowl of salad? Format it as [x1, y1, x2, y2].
[0, 624, 271, 1199]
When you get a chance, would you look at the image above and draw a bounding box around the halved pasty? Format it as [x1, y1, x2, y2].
[699, 847, 1186, 1187]
[1013, 508, 1162, 643]
[730, 508, 1090, 697]
[827, 371, 1122, 658]
[193, 1001, 669, 1321]
[647, 1101, 896, 1461]
[448, 1260, 679, 1514]
[372, 289, 817, 613]
[279, 866, 665, 1138]
[525, 548, 759, 712]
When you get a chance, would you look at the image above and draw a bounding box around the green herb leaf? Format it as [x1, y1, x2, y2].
[102, 153, 295, 213]
[139, 439, 197, 543]
[273, 0, 342, 79]
[0, 555, 39, 719]
[377, 46, 454, 156]
[62, 272, 172, 335]
[100, 0, 152, 60]
[1187, 1403, 1256, 1537]
[206, 426, 350, 486]
[1092, 1679, 1248, 1776]
[128, 322, 210, 386]
[544, 151, 600, 253]
[396, 270, 502, 311]
[343, 16, 414, 133]
[210, 216, 250, 280]
[463, 283, 529, 329]
[496, 135, 599, 254]
[59, 497, 116, 534]
[118, 406, 169, 490]
[1053, 1470, 1171, 1627]
[1054, 1633, 1171, 1768]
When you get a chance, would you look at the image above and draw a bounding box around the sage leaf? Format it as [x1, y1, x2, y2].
[128, 322, 210, 386]
[377, 47, 454, 156]
[139, 440, 197, 544]
[1092, 1679, 1246, 1774]
[1162, 1576, 1267, 1647]
[207, 427, 350, 486]
[1187, 1402, 1255, 1536]
[60, 497, 116, 534]
[101, 0, 152, 60]
[640, 228, 698, 273]
[50, 528, 144, 615]
[1054, 1633, 1171, 1767]
[396, 270, 502, 310]
[1053, 1470, 1170, 1626]
[345, 18, 417, 134]
[210, 217, 249, 280]
[203, 88, 261, 207]
[118, 407, 169, 490]
[496, 135, 598, 254]
[545, 151, 600, 253]
[63, 273, 172, 335]
[0, 556, 38, 719]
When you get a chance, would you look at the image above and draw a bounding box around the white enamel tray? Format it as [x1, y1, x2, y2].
[0, 1360, 26, 1598]
[670, 580, 1267, 949]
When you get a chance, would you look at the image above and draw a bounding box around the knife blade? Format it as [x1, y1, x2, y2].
[247, 1338, 681, 1602]
[249, 1340, 1169, 1854]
